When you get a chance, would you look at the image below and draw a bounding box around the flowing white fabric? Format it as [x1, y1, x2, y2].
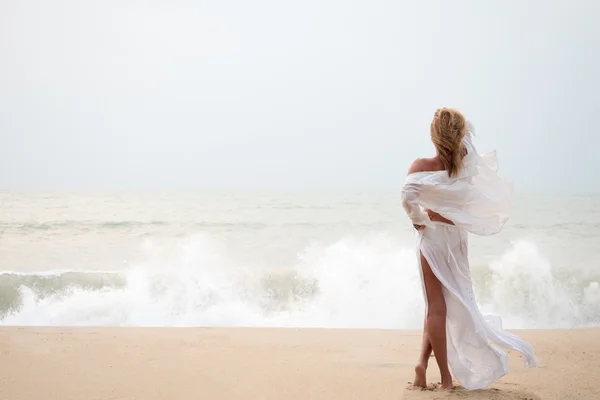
[401, 124, 537, 390]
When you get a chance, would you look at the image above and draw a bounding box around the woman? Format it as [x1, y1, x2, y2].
[401, 108, 537, 390]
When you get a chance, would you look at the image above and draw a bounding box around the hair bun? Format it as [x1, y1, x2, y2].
[439, 109, 452, 126]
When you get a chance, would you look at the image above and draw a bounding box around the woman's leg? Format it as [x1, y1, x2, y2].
[420, 251, 453, 389]
[413, 317, 432, 387]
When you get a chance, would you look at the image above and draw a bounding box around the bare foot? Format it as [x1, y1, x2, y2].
[441, 374, 453, 390]
[413, 363, 427, 388]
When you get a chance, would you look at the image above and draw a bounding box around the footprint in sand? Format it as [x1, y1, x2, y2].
[403, 383, 540, 400]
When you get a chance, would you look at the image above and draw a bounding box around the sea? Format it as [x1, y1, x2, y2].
[0, 190, 599, 329]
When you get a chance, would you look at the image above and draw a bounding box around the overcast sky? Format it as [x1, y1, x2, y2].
[1, 0, 598, 191]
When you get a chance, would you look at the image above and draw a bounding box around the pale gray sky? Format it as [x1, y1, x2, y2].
[1, 0, 598, 191]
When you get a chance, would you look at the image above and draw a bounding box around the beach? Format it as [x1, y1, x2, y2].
[1, 327, 598, 400]
[2, 192, 600, 399]
[2, 0, 599, 397]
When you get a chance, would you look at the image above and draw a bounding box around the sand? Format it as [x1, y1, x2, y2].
[0, 327, 598, 400]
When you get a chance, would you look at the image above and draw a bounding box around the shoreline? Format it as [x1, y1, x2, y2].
[1, 327, 598, 399]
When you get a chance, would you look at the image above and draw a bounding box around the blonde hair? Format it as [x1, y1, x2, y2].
[430, 107, 467, 177]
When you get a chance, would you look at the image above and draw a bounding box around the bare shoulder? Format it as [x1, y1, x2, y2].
[407, 157, 441, 174]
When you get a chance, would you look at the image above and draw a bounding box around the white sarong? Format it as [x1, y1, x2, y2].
[401, 125, 537, 390]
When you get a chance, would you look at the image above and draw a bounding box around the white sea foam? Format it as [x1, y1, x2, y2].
[1, 235, 598, 329]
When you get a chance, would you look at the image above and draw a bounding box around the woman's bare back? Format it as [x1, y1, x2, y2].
[408, 147, 469, 175]
[408, 157, 445, 175]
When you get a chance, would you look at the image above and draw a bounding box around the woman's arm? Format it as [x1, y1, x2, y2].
[426, 209, 454, 225]
[401, 159, 431, 231]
